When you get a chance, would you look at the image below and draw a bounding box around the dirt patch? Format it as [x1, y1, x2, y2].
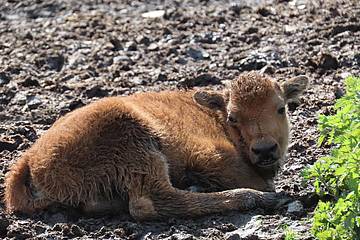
[0, 0, 359, 239]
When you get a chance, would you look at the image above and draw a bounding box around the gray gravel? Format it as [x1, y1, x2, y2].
[0, 0, 359, 239]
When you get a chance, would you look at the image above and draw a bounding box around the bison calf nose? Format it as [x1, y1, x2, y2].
[251, 142, 278, 161]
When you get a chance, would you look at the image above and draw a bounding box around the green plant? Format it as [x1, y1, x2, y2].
[303, 76, 360, 240]
[284, 227, 298, 240]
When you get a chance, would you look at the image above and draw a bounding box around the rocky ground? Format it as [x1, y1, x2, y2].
[0, 0, 359, 239]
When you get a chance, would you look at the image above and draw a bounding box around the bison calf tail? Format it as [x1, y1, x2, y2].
[4, 155, 35, 214]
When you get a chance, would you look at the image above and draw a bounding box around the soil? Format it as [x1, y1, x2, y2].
[0, 0, 359, 239]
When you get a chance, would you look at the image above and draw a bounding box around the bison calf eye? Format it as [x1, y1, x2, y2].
[227, 115, 237, 124]
[277, 107, 286, 115]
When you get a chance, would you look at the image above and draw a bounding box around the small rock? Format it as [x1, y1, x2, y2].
[7, 226, 31, 240]
[339, 72, 351, 79]
[13, 125, 37, 141]
[141, 10, 165, 18]
[129, 77, 144, 85]
[308, 39, 322, 46]
[147, 43, 159, 51]
[24, 31, 33, 40]
[334, 87, 344, 99]
[136, 35, 151, 45]
[157, 73, 168, 82]
[178, 74, 221, 88]
[0, 72, 11, 86]
[85, 85, 109, 98]
[288, 101, 300, 111]
[52, 223, 65, 232]
[198, 32, 219, 44]
[125, 41, 137, 51]
[318, 53, 338, 70]
[163, 27, 172, 35]
[284, 25, 297, 34]
[289, 0, 307, 10]
[229, 3, 244, 15]
[114, 228, 126, 237]
[0, 216, 9, 238]
[27, 95, 42, 109]
[225, 233, 241, 240]
[238, 48, 285, 71]
[354, 53, 360, 65]
[68, 52, 86, 68]
[330, 23, 360, 36]
[187, 47, 209, 60]
[244, 27, 258, 34]
[113, 55, 132, 64]
[68, 99, 85, 111]
[12, 93, 27, 105]
[47, 54, 65, 72]
[170, 233, 194, 240]
[175, 57, 187, 65]
[61, 224, 72, 237]
[19, 77, 40, 87]
[257, 7, 274, 17]
[301, 193, 320, 208]
[70, 225, 85, 237]
[259, 65, 276, 74]
[287, 200, 304, 215]
[109, 37, 123, 51]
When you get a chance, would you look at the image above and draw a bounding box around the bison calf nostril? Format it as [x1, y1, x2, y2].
[251, 147, 261, 155]
[269, 144, 277, 152]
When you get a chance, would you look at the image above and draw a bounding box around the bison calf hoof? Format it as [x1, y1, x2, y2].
[129, 197, 158, 221]
[259, 192, 292, 210]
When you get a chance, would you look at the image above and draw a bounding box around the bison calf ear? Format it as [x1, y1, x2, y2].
[193, 91, 225, 110]
[281, 75, 309, 102]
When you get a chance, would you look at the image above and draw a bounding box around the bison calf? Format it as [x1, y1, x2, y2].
[5, 72, 308, 220]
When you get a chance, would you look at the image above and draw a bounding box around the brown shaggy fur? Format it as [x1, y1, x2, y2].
[4, 72, 308, 220]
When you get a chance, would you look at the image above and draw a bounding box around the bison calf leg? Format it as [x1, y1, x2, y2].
[81, 197, 128, 216]
[127, 152, 289, 220]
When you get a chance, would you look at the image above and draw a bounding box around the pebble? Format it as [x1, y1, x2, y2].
[84, 85, 109, 98]
[284, 25, 297, 34]
[169, 233, 194, 240]
[109, 37, 123, 51]
[129, 77, 143, 85]
[157, 73, 168, 82]
[12, 93, 27, 105]
[0, 72, 11, 86]
[147, 43, 159, 51]
[187, 47, 209, 60]
[175, 57, 187, 65]
[68, 99, 85, 110]
[0, 217, 9, 238]
[178, 74, 221, 88]
[334, 86, 344, 99]
[318, 52, 338, 70]
[229, 4, 243, 15]
[70, 224, 85, 237]
[225, 233, 241, 240]
[113, 55, 132, 63]
[198, 32, 220, 44]
[125, 41, 137, 51]
[27, 95, 42, 109]
[46, 55, 65, 72]
[257, 7, 275, 17]
[19, 77, 40, 87]
[136, 35, 151, 45]
[287, 200, 304, 215]
[141, 10, 165, 18]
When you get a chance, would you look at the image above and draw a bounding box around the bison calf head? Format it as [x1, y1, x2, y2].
[193, 72, 308, 170]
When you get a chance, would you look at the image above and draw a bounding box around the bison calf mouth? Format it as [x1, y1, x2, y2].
[256, 157, 279, 167]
